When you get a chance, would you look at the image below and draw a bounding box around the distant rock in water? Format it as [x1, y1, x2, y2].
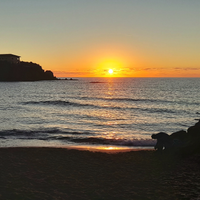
[0, 60, 57, 81]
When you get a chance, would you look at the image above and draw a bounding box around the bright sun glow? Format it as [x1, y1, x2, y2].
[108, 69, 113, 74]
[94, 58, 130, 77]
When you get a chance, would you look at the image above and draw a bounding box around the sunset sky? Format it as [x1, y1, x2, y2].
[0, 1, 200, 77]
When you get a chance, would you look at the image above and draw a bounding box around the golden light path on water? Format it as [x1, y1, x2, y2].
[0, 138, 153, 153]
[66, 145, 153, 153]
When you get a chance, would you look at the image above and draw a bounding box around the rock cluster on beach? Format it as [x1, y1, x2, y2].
[0, 60, 57, 81]
[152, 119, 200, 154]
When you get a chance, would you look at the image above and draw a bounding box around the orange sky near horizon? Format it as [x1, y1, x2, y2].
[21, 42, 200, 78]
[1, 1, 200, 78]
[53, 67, 200, 78]
[48, 60, 200, 78]
[33, 42, 199, 78]
[47, 46, 200, 78]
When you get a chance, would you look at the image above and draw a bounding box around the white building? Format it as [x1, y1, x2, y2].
[0, 54, 20, 64]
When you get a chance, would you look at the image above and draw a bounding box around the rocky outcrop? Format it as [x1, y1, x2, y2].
[152, 119, 200, 154]
[151, 132, 171, 151]
[0, 61, 57, 81]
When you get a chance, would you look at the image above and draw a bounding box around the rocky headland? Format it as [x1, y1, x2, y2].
[0, 60, 57, 81]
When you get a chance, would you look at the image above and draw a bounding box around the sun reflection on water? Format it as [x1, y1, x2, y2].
[70, 145, 133, 153]
[97, 146, 120, 150]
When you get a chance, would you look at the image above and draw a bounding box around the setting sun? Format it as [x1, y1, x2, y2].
[108, 69, 113, 74]
[94, 58, 127, 77]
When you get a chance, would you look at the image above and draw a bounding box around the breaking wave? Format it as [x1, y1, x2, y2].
[77, 96, 199, 106]
[21, 100, 123, 110]
[0, 128, 93, 137]
[0, 128, 155, 147]
[70, 137, 156, 147]
[21, 99, 191, 115]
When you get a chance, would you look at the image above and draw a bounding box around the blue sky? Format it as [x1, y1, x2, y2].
[1, 0, 200, 77]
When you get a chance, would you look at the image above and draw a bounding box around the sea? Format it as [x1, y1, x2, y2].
[0, 78, 200, 150]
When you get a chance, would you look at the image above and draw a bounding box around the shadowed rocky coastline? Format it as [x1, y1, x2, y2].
[0, 60, 57, 81]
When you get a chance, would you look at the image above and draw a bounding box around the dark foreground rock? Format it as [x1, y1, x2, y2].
[152, 119, 200, 155]
[0, 61, 57, 81]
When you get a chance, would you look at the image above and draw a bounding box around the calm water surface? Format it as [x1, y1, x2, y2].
[0, 78, 199, 149]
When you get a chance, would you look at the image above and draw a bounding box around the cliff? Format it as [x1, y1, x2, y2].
[0, 61, 57, 81]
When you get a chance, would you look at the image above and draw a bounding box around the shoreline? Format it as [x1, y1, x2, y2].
[0, 145, 154, 153]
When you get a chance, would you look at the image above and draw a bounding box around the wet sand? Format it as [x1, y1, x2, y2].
[0, 147, 200, 200]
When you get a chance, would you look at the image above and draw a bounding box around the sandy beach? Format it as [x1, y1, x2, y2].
[0, 147, 200, 200]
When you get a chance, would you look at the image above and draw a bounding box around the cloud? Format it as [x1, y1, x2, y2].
[174, 67, 200, 71]
[130, 67, 164, 71]
[53, 70, 94, 77]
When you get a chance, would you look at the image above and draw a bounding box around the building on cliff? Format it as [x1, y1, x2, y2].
[0, 54, 20, 64]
